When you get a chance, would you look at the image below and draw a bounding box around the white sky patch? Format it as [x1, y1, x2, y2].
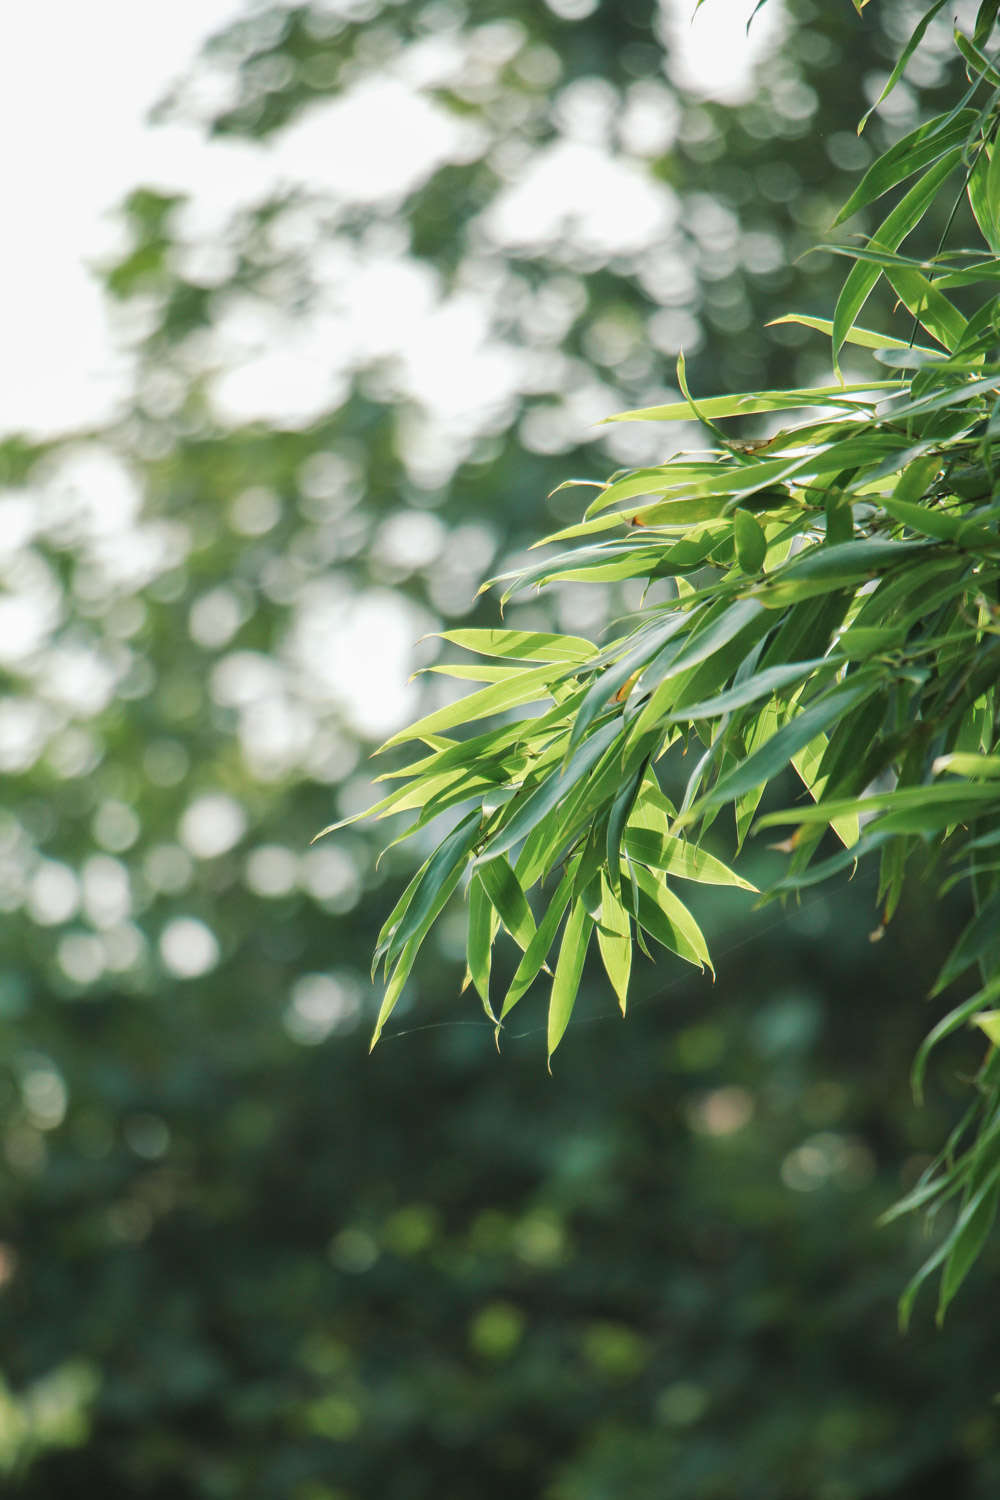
[662, 0, 785, 103]
[1, 0, 245, 434]
[288, 582, 434, 740]
[484, 142, 678, 259]
[273, 77, 486, 204]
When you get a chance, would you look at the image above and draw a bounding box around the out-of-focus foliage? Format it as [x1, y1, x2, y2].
[2, 0, 1000, 1495]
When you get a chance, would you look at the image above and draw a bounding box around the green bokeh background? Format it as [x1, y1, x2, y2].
[2, 2, 998, 1495]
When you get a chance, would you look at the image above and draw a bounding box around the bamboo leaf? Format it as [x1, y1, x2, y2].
[734, 508, 768, 573]
[602, 382, 904, 425]
[500, 864, 577, 1022]
[626, 863, 712, 972]
[686, 681, 875, 817]
[547, 899, 594, 1064]
[834, 107, 979, 221]
[478, 855, 537, 951]
[478, 718, 623, 863]
[369, 937, 420, 1052]
[597, 874, 632, 1014]
[856, 0, 951, 133]
[465, 874, 496, 1019]
[623, 826, 757, 890]
[435, 628, 596, 663]
[767, 313, 939, 354]
[832, 149, 964, 365]
[376, 665, 558, 752]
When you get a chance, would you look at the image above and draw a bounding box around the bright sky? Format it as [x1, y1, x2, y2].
[1, 0, 244, 434]
[2, 0, 781, 439]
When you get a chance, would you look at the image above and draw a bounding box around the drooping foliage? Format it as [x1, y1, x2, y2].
[342, 0, 1000, 1322]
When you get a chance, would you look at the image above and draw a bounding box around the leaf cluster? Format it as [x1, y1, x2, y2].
[329, 1, 1000, 1321]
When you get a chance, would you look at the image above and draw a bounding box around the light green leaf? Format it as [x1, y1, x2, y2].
[834, 107, 978, 221]
[369, 937, 420, 1052]
[832, 149, 963, 365]
[435, 629, 596, 663]
[972, 1009, 1000, 1046]
[465, 873, 496, 1019]
[596, 874, 631, 1015]
[933, 753, 1000, 778]
[624, 825, 756, 890]
[500, 864, 577, 1022]
[376, 664, 558, 752]
[734, 508, 768, 573]
[686, 680, 874, 817]
[547, 899, 594, 1064]
[767, 313, 938, 354]
[478, 855, 537, 951]
[627, 862, 711, 973]
[602, 382, 904, 425]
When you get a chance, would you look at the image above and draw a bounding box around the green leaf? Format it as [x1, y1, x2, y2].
[756, 538, 935, 609]
[605, 757, 650, 898]
[938, 1174, 1000, 1323]
[547, 898, 594, 1064]
[898, 1161, 1000, 1331]
[500, 864, 577, 1022]
[954, 27, 1000, 90]
[477, 856, 537, 951]
[369, 937, 420, 1052]
[687, 680, 875, 817]
[766, 313, 938, 354]
[912, 978, 1000, 1103]
[968, 140, 1000, 254]
[883, 264, 968, 352]
[478, 718, 623, 863]
[734, 508, 767, 573]
[465, 874, 496, 1019]
[435, 628, 596, 663]
[878, 495, 965, 541]
[376, 664, 558, 752]
[676, 348, 729, 442]
[624, 825, 756, 890]
[376, 811, 481, 975]
[665, 657, 834, 721]
[626, 863, 712, 972]
[855, 0, 952, 133]
[933, 753, 1000, 778]
[831, 149, 964, 365]
[757, 781, 1000, 833]
[596, 874, 631, 1015]
[834, 107, 979, 221]
[565, 614, 687, 756]
[602, 382, 904, 425]
[932, 887, 1000, 994]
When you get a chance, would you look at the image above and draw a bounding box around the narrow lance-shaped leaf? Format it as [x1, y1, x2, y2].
[465, 873, 497, 1021]
[684, 680, 875, 820]
[499, 862, 577, 1024]
[835, 107, 979, 222]
[596, 874, 632, 1015]
[477, 855, 537, 951]
[831, 149, 964, 367]
[547, 899, 595, 1066]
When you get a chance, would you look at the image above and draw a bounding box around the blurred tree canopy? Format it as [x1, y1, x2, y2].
[1, 1, 1000, 1496]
